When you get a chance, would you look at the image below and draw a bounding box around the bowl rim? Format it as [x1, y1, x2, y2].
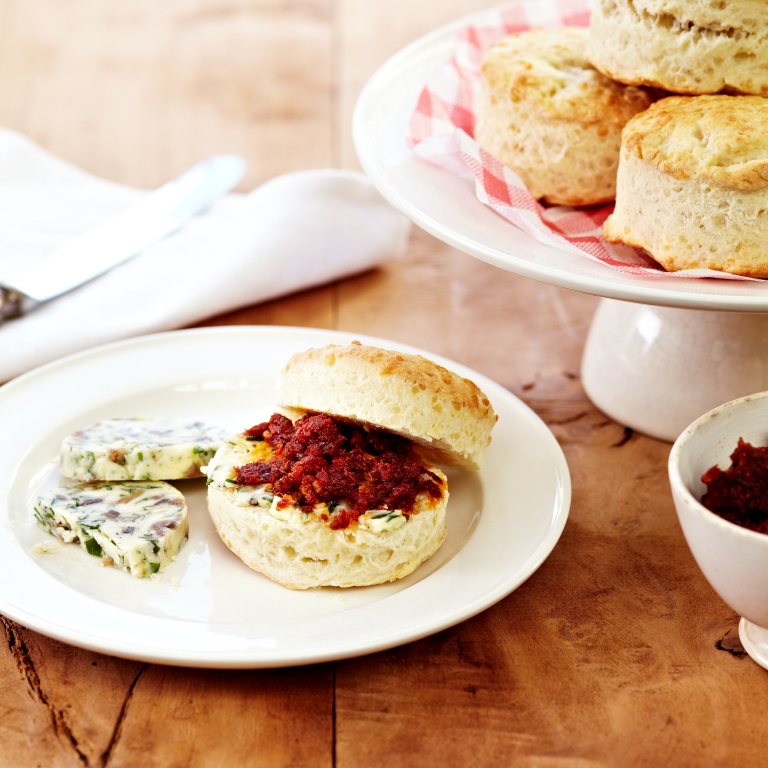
[668, 389, 768, 543]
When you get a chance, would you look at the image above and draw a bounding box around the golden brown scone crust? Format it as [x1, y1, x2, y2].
[277, 342, 497, 471]
[621, 95, 768, 191]
[587, 0, 768, 96]
[475, 27, 653, 206]
[604, 95, 768, 276]
[482, 27, 652, 125]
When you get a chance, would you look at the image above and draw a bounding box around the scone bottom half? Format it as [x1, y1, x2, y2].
[206, 414, 450, 589]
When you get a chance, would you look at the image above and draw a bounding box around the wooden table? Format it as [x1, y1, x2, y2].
[1, 1, 766, 766]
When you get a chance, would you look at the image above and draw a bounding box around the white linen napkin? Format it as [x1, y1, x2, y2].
[0, 129, 411, 382]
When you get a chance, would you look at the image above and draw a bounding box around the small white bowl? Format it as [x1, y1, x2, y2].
[669, 390, 768, 670]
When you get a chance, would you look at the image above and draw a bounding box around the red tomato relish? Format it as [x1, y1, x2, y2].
[701, 438, 768, 534]
[234, 413, 444, 530]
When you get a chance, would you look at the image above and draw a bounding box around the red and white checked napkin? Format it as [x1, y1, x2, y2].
[408, 0, 754, 281]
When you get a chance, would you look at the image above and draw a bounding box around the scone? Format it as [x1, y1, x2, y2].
[206, 342, 497, 589]
[474, 27, 653, 206]
[603, 95, 768, 276]
[587, 0, 768, 96]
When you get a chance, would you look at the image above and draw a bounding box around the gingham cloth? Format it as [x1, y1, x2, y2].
[407, 0, 754, 281]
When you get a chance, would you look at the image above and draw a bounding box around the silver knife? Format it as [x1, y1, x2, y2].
[0, 154, 247, 321]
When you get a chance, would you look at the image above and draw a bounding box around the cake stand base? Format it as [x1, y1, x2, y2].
[582, 299, 768, 442]
[739, 617, 768, 671]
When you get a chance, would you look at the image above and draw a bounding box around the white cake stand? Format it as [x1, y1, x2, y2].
[353, 9, 768, 442]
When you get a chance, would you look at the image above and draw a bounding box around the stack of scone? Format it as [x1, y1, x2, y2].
[206, 341, 497, 589]
[474, 1, 768, 276]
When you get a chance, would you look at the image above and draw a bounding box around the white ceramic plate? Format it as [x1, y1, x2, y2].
[353, 5, 768, 311]
[0, 326, 569, 668]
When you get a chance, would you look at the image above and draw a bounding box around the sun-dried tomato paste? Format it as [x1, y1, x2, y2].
[235, 413, 444, 529]
[701, 438, 768, 534]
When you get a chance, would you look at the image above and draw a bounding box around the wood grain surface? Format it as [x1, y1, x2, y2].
[1, 1, 766, 766]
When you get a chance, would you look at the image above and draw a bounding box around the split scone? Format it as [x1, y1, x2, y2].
[603, 95, 768, 276]
[474, 27, 653, 206]
[206, 342, 497, 589]
[61, 417, 231, 482]
[587, 0, 768, 96]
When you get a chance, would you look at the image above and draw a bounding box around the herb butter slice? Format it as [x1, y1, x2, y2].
[61, 417, 231, 482]
[34, 481, 188, 578]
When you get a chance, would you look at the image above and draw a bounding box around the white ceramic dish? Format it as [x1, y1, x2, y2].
[0, 326, 570, 668]
[352, 5, 768, 311]
[669, 391, 768, 669]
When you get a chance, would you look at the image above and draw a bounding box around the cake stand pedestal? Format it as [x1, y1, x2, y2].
[582, 300, 768, 442]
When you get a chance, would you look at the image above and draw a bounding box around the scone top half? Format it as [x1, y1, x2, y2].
[277, 341, 497, 472]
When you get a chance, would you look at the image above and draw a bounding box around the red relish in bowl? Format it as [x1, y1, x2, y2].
[701, 438, 768, 534]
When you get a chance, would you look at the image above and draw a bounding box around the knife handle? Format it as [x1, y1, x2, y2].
[0, 287, 25, 321]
